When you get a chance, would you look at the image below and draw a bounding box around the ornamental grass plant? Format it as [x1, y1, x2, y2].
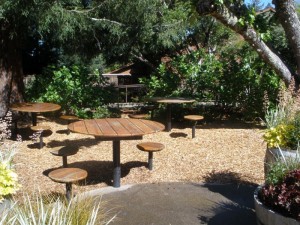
[263, 79, 300, 149]
[0, 193, 116, 225]
[259, 79, 300, 220]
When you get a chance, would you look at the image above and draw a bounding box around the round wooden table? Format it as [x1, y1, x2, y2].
[68, 118, 165, 187]
[10, 102, 61, 126]
[149, 97, 195, 131]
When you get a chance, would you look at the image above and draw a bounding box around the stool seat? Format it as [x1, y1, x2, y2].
[50, 146, 79, 157]
[48, 168, 87, 183]
[31, 125, 51, 132]
[30, 126, 51, 149]
[60, 115, 79, 135]
[184, 115, 204, 138]
[50, 146, 79, 168]
[137, 142, 164, 170]
[137, 142, 165, 152]
[60, 115, 79, 121]
[128, 114, 148, 119]
[48, 167, 87, 202]
[184, 115, 204, 121]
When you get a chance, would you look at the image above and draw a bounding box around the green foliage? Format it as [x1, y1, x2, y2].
[265, 155, 300, 185]
[1, 194, 115, 225]
[263, 124, 292, 149]
[284, 112, 300, 149]
[0, 149, 20, 202]
[141, 45, 280, 119]
[260, 168, 300, 220]
[265, 105, 288, 129]
[0, 113, 21, 202]
[140, 49, 222, 100]
[264, 108, 300, 149]
[92, 105, 120, 119]
[25, 65, 118, 118]
[218, 45, 280, 118]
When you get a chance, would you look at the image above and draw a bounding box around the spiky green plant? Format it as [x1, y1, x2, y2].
[1, 193, 116, 225]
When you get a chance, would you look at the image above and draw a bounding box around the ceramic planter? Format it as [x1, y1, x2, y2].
[254, 186, 300, 225]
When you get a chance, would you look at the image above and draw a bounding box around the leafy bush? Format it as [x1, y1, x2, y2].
[25, 65, 118, 118]
[140, 47, 280, 119]
[263, 82, 300, 149]
[0, 112, 21, 202]
[265, 149, 300, 185]
[140, 49, 222, 100]
[218, 45, 280, 118]
[259, 169, 300, 221]
[0, 152, 20, 202]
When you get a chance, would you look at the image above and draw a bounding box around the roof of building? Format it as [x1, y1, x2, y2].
[102, 64, 134, 76]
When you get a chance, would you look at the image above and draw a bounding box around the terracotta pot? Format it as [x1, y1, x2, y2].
[264, 148, 299, 179]
[254, 186, 300, 225]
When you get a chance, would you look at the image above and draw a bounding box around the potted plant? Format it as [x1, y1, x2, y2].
[0, 112, 21, 210]
[263, 79, 300, 178]
[0, 143, 20, 203]
[254, 149, 300, 225]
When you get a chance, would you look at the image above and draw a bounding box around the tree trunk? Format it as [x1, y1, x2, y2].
[274, 0, 300, 79]
[196, 0, 293, 85]
[0, 27, 24, 118]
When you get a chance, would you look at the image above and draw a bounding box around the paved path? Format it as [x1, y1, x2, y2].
[82, 182, 258, 225]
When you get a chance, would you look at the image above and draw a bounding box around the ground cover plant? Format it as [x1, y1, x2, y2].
[259, 160, 300, 221]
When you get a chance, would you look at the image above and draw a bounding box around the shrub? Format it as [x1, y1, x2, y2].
[25, 65, 118, 118]
[259, 169, 300, 221]
[263, 80, 300, 149]
[0, 112, 21, 202]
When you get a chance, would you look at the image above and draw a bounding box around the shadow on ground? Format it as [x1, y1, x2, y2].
[195, 170, 258, 225]
[43, 160, 147, 186]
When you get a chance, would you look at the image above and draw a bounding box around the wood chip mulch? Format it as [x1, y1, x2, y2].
[12, 115, 266, 197]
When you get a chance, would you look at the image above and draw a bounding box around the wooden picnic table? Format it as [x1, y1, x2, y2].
[149, 97, 195, 131]
[10, 102, 61, 126]
[68, 118, 165, 187]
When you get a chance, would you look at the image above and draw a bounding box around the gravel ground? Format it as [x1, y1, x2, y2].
[12, 114, 266, 198]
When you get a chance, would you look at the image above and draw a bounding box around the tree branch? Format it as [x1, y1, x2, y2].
[197, 0, 292, 85]
[90, 18, 124, 26]
[274, 0, 300, 78]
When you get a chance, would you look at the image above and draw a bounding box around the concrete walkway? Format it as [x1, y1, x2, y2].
[82, 182, 258, 225]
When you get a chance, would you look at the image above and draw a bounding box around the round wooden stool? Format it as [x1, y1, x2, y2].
[137, 142, 164, 170]
[48, 168, 87, 202]
[50, 146, 79, 167]
[128, 114, 148, 119]
[184, 115, 204, 138]
[60, 115, 79, 134]
[30, 125, 51, 149]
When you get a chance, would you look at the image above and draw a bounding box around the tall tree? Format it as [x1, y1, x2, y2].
[0, 0, 190, 117]
[196, 0, 300, 86]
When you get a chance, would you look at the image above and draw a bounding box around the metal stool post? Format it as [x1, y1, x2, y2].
[148, 152, 154, 170]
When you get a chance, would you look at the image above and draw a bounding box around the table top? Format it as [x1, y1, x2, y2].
[149, 97, 195, 104]
[68, 118, 165, 140]
[10, 102, 61, 113]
